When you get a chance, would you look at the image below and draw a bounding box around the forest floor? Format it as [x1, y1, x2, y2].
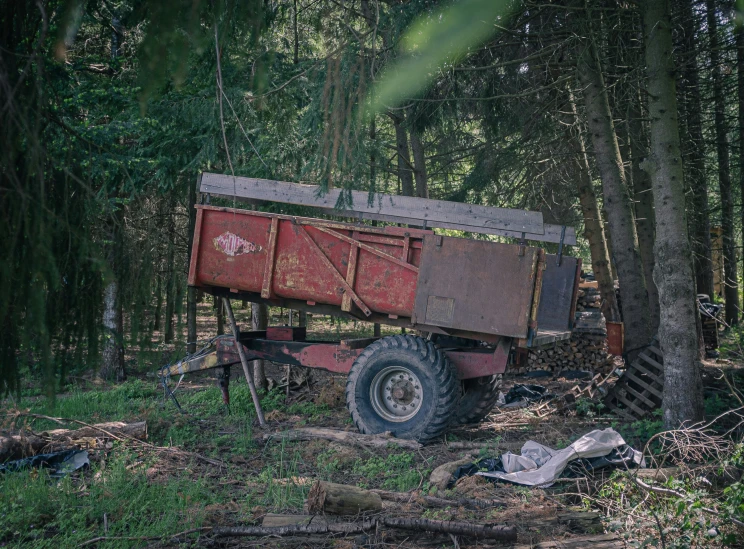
[2, 302, 744, 548]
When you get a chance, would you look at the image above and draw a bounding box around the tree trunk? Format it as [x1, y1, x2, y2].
[100, 217, 125, 381]
[410, 129, 429, 198]
[370, 116, 382, 338]
[738, 26, 744, 307]
[186, 177, 198, 354]
[566, 93, 620, 322]
[101, 275, 125, 381]
[642, 0, 704, 428]
[578, 43, 652, 354]
[153, 275, 162, 332]
[164, 207, 176, 343]
[164, 271, 175, 343]
[628, 92, 660, 333]
[707, 0, 739, 325]
[252, 302, 268, 390]
[293, 0, 299, 65]
[678, 0, 713, 298]
[390, 113, 415, 197]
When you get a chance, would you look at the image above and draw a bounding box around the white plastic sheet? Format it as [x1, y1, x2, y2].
[477, 428, 644, 486]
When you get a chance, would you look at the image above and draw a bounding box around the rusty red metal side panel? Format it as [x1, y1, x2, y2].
[189, 206, 428, 318]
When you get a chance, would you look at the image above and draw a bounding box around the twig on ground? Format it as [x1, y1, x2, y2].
[79, 527, 211, 547]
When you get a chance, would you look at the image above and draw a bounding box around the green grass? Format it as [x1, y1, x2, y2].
[352, 451, 432, 492]
[0, 449, 235, 548]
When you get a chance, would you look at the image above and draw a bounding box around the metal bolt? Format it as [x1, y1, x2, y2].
[393, 404, 398, 408]
[387, 396, 391, 400]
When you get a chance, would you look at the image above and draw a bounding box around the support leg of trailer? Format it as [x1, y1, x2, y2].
[223, 297, 266, 426]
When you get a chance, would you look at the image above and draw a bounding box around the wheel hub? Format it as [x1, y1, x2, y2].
[370, 366, 423, 422]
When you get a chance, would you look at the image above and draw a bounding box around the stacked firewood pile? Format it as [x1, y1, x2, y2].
[510, 278, 617, 376]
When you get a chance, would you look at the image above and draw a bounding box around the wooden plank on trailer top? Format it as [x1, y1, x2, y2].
[200, 172, 545, 235]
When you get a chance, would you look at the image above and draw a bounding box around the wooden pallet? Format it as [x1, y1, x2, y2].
[604, 340, 664, 420]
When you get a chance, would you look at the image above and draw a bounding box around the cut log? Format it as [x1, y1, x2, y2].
[307, 481, 383, 515]
[263, 428, 422, 450]
[0, 421, 147, 463]
[214, 516, 517, 541]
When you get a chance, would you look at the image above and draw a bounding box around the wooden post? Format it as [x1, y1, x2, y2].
[223, 297, 266, 426]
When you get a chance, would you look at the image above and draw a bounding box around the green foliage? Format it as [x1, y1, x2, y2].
[576, 398, 605, 419]
[722, 443, 744, 534]
[613, 409, 665, 449]
[371, 0, 518, 111]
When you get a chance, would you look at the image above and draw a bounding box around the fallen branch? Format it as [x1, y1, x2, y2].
[0, 421, 147, 462]
[444, 440, 523, 451]
[4, 412, 223, 467]
[263, 428, 422, 450]
[79, 527, 211, 547]
[369, 489, 507, 510]
[512, 533, 624, 548]
[213, 517, 516, 541]
[631, 475, 744, 528]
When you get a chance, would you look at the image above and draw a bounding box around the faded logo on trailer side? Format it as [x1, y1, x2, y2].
[213, 232, 262, 256]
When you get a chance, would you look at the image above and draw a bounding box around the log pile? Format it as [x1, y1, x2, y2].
[512, 279, 617, 376]
[512, 335, 614, 376]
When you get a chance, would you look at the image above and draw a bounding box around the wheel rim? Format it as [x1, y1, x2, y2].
[369, 366, 423, 422]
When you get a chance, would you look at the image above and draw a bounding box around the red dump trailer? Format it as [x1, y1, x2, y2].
[162, 173, 581, 442]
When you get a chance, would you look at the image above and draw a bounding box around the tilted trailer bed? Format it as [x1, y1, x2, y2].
[161, 173, 581, 441]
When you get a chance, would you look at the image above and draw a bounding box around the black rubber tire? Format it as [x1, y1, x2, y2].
[454, 374, 503, 425]
[345, 335, 460, 443]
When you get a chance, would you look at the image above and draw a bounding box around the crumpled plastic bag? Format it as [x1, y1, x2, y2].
[452, 428, 644, 488]
[0, 449, 89, 478]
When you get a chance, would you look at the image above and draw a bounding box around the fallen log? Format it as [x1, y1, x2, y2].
[512, 533, 623, 548]
[0, 421, 147, 462]
[262, 514, 333, 528]
[214, 517, 517, 541]
[307, 481, 383, 515]
[369, 489, 506, 510]
[263, 428, 421, 450]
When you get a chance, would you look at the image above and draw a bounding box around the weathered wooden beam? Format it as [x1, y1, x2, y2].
[200, 172, 545, 235]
